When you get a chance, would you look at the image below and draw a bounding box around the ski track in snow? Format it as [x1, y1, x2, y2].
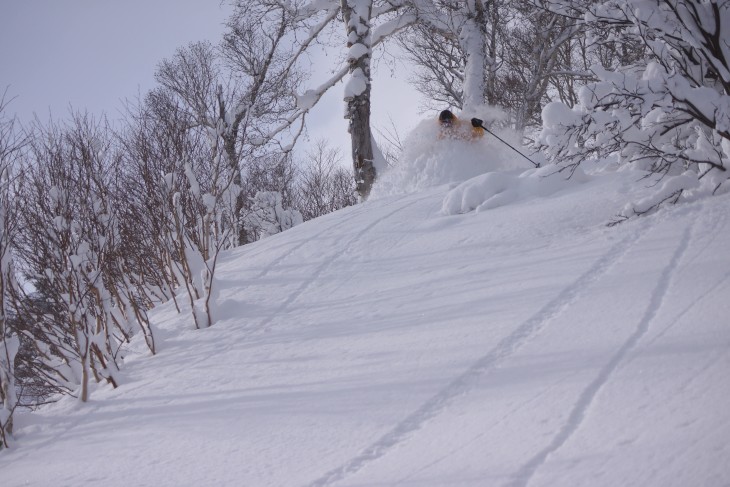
[642, 207, 730, 349]
[507, 212, 698, 487]
[108, 200, 389, 392]
[303, 211, 654, 487]
[120, 194, 435, 393]
[248, 193, 438, 336]
[236, 196, 382, 269]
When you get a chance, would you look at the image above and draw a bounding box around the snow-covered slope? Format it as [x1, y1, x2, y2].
[2, 135, 729, 486]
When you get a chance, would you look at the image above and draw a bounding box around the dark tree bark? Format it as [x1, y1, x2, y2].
[342, 0, 376, 199]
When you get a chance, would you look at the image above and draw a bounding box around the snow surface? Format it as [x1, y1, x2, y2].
[2, 126, 730, 486]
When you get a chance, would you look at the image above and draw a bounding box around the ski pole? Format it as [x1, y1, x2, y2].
[470, 118, 540, 168]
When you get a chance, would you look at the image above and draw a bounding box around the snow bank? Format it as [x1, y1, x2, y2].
[442, 165, 590, 215]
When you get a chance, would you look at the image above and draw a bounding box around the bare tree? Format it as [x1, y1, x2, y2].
[0, 90, 26, 448]
[399, 22, 467, 111]
[156, 6, 306, 241]
[398, 0, 504, 113]
[400, 0, 586, 132]
[226, 0, 417, 199]
[498, 1, 582, 130]
[295, 140, 356, 220]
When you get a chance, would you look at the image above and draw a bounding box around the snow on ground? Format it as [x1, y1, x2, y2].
[1, 126, 729, 487]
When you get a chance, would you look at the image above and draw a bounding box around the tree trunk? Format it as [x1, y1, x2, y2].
[348, 91, 375, 200]
[217, 87, 247, 246]
[342, 0, 376, 200]
[485, 0, 500, 105]
[461, 0, 489, 110]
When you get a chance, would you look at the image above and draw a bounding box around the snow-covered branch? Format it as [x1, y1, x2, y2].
[538, 0, 730, 219]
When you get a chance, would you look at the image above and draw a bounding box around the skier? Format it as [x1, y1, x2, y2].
[438, 109, 484, 141]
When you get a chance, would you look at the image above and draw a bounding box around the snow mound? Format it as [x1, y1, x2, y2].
[442, 165, 590, 215]
[372, 114, 525, 198]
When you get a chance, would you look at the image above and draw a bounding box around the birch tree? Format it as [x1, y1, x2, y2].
[342, 0, 377, 197]
[295, 140, 357, 220]
[149, 13, 304, 326]
[227, 0, 416, 198]
[502, 1, 584, 130]
[399, 0, 496, 113]
[400, 0, 585, 131]
[155, 27, 302, 244]
[122, 91, 225, 330]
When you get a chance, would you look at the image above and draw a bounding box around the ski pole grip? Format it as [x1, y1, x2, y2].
[471, 118, 483, 128]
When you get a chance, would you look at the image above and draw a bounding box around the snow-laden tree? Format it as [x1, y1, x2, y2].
[154, 42, 245, 247]
[225, 0, 417, 199]
[14, 114, 154, 402]
[120, 94, 222, 329]
[117, 95, 195, 314]
[244, 152, 298, 219]
[0, 167, 21, 448]
[538, 0, 730, 218]
[0, 91, 25, 448]
[244, 191, 304, 241]
[342, 0, 378, 197]
[155, 20, 308, 244]
[121, 91, 300, 329]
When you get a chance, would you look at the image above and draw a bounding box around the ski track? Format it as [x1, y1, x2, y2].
[507, 216, 697, 487]
[237, 197, 385, 275]
[113, 199, 409, 392]
[641, 204, 729, 348]
[303, 214, 653, 487]
[249, 193, 436, 336]
[123, 194, 439, 396]
[241, 191, 424, 268]
[393, 371, 578, 485]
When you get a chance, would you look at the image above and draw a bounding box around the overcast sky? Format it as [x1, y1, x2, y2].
[0, 0, 422, 159]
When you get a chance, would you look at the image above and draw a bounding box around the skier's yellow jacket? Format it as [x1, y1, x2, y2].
[437, 110, 484, 141]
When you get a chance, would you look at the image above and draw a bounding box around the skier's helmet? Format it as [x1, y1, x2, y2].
[439, 110, 455, 126]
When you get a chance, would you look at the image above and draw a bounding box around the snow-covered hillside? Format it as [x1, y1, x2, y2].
[1, 130, 729, 486]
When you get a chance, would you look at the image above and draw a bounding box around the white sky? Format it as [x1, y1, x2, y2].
[0, 0, 423, 161]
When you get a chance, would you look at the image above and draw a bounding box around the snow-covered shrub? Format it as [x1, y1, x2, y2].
[0, 96, 22, 447]
[244, 191, 303, 241]
[0, 333, 19, 448]
[12, 114, 155, 402]
[538, 0, 730, 218]
[0, 228, 18, 448]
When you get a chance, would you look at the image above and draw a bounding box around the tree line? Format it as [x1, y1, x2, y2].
[0, 83, 353, 446]
[2, 0, 728, 448]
